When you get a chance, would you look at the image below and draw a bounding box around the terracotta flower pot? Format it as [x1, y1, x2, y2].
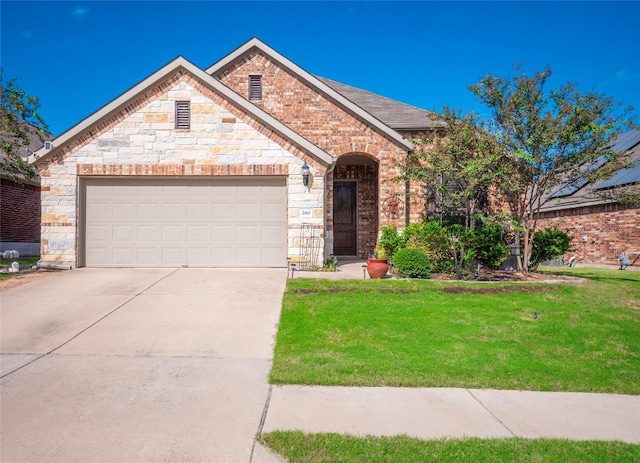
[367, 258, 389, 279]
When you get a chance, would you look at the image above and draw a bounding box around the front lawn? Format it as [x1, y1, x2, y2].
[270, 267, 640, 394]
[259, 432, 640, 463]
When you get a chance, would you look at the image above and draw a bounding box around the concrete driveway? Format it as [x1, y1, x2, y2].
[1, 268, 287, 462]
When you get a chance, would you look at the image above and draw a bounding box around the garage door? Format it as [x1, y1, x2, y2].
[83, 178, 287, 267]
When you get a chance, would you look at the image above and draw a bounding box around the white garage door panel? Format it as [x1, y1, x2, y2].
[84, 178, 287, 268]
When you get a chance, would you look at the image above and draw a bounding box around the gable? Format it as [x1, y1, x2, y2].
[31, 56, 333, 169]
[207, 38, 414, 153]
[66, 78, 302, 170]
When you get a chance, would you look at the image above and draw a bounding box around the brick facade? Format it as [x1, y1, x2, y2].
[34, 42, 637, 267]
[0, 178, 41, 243]
[537, 204, 640, 267]
[331, 163, 379, 257]
[217, 50, 411, 257]
[34, 43, 429, 266]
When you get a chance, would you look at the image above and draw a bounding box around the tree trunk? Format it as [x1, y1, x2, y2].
[515, 232, 524, 273]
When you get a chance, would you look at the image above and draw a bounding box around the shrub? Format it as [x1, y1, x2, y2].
[402, 221, 452, 269]
[377, 225, 403, 258]
[530, 226, 573, 270]
[468, 225, 509, 269]
[392, 248, 432, 279]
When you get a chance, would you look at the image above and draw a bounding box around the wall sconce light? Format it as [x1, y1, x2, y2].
[301, 162, 310, 187]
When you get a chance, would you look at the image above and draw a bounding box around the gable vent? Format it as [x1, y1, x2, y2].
[249, 75, 262, 101]
[175, 101, 190, 129]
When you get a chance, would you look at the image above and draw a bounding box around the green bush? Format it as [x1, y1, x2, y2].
[530, 226, 573, 270]
[468, 225, 509, 269]
[377, 225, 403, 258]
[402, 221, 452, 270]
[392, 248, 432, 279]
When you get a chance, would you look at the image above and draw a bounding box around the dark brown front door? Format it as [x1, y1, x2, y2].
[333, 181, 357, 255]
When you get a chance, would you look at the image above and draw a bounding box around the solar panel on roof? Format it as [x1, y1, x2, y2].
[611, 129, 640, 154]
[595, 161, 640, 190]
[550, 177, 589, 198]
[549, 156, 607, 198]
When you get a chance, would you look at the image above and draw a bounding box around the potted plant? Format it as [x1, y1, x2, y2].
[367, 245, 389, 279]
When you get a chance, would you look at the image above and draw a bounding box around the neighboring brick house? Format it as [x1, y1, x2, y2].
[32, 38, 436, 268]
[1, 128, 51, 256]
[536, 129, 640, 267]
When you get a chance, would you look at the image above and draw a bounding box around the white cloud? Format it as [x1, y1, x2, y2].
[615, 68, 636, 82]
[598, 67, 638, 89]
[21, 30, 35, 39]
[71, 7, 90, 18]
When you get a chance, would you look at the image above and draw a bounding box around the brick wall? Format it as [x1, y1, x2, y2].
[537, 204, 640, 267]
[217, 50, 411, 253]
[331, 164, 378, 257]
[0, 178, 41, 243]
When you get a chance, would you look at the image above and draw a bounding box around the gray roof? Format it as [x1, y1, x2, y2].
[0, 122, 52, 161]
[207, 38, 414, 150]
[539, 129, 640, 212]
[1, 122, 52, 182]
[316, 76, 439, 131]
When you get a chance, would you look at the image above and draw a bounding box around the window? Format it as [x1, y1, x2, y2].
[175, 101, 190, 129]
[249, 75, 262, 101]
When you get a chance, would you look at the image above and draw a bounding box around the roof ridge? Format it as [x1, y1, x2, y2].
[31, 56, 334, 167]
[206, 38, 414, 149]
[315, 76, 435, 113]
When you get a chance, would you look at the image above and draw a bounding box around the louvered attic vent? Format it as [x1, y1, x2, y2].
[175, 101, 190, 129]
[249, 75, 262, 101]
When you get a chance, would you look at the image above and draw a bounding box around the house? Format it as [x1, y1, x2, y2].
[32, 38, 436, 268]
[536, 129, 640, 267]
[1, 126, 52, 256]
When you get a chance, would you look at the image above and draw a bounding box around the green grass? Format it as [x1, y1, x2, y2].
[270, 267, 640, 394]
[259, 432, 640, 463]
[0, 256, 40, 280]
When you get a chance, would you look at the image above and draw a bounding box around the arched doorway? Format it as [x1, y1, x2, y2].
[332, 154, 378, 257]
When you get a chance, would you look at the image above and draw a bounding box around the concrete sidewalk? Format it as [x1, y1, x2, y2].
[260, 386, 640, 443]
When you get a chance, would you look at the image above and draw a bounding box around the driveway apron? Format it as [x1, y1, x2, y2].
[1, 268, 287, 463]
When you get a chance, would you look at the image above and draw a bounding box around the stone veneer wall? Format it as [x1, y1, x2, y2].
[37, 74, 325, 266]
[537, 204, 640, 267]
[216, 51, 411, 253]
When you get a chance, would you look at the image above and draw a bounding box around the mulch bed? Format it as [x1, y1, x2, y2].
[431, 269, 576, 283]
[440, 285, 560, 294]
[289, 269, 582, 295]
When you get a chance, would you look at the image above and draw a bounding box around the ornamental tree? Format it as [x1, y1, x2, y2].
[469, 65, 635, 272]
[0, 69, 49, 181]
[402, 107, 501, 231]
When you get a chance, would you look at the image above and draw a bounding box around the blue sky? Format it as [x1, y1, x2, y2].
[2, 1, 639, 136]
